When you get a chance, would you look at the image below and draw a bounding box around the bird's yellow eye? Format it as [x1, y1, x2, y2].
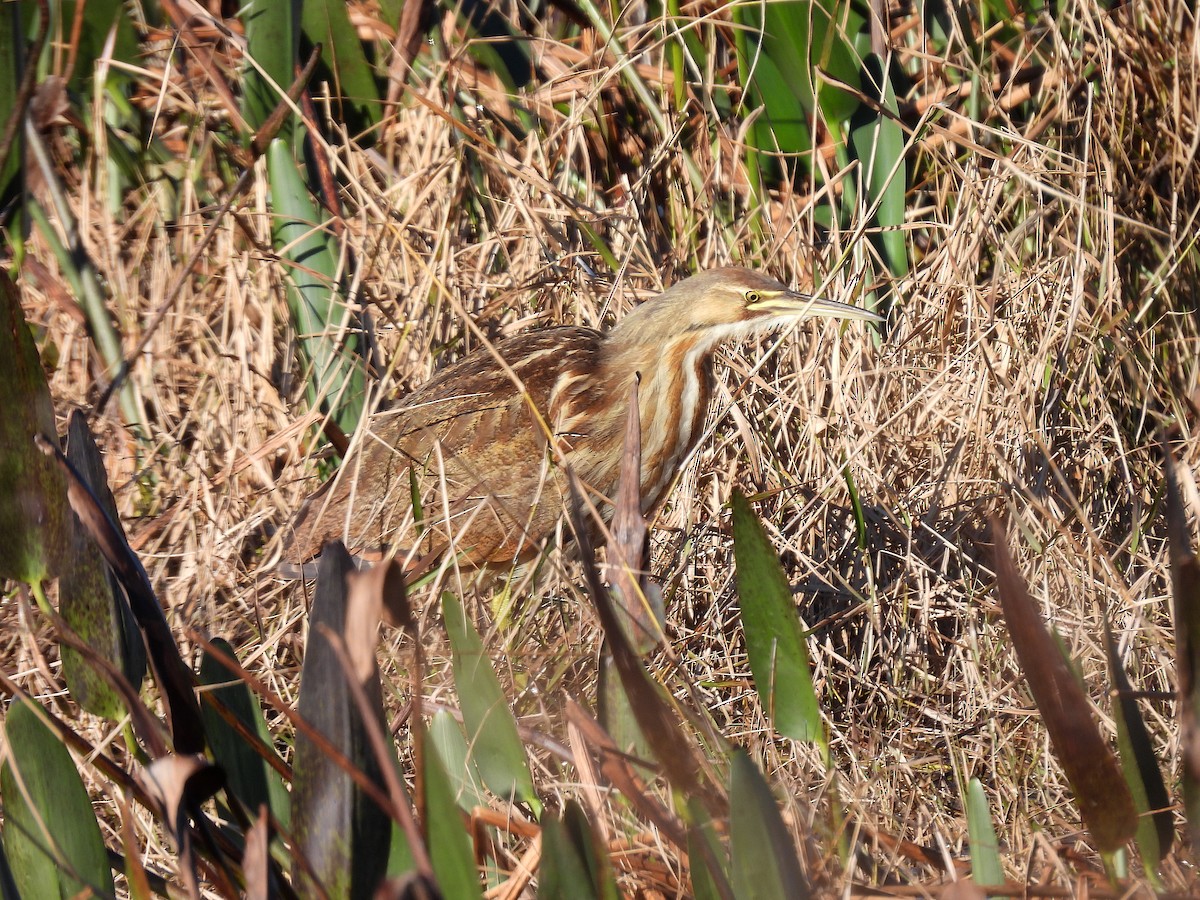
[745, 290, 761, 304]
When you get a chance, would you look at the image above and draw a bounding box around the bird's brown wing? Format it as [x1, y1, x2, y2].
[283, 327, 604, 567]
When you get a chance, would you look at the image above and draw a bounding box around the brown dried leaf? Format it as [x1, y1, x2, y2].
[989, 516, 1136, 853]
[608, 376, 664, 654]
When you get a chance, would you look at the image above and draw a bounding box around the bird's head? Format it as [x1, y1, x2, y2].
[609, 266, 882, 351]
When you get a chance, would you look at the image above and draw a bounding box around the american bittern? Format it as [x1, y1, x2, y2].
[283, 267, 880, 572]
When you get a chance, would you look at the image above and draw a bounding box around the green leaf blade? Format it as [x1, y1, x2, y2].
[442, 592, 539, 811]
[1, 697, 115, 899]
[731, 491, 822, 743]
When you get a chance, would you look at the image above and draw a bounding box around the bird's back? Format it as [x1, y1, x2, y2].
[283, 326, 606, 568]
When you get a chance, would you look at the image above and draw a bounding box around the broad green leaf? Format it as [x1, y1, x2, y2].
[301, 0, 382, 130]
[0, 2, 21, 203]
[55, 0, 139, 93]
[242, 0, 298, 140]
[199, 638, 291, 828]
[0, 268, 66, 584]
[686, 796, 729, 900]
[539, 813, 595, 900]
[732, 21, 812, 188]
[442, 0, 533, 92]
[597, 653, 651, 762]
[729, 751, 809, 899]
[849, 56, 909, 284]
[965, 778, 1004, 887]
[427, 711, 488, 813]
[744, 0, 863, 125]
[731, 491, 822, 743]
[268, 139, 366, 436]
[59, 410, 147, 721]
[424, 737, 484, 900]
[538, 801, 618, 900]
[442, 592, 538, 811]
[1, 696, 115, 899]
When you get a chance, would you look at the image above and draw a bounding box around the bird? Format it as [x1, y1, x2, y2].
[282, 267, 881, 575]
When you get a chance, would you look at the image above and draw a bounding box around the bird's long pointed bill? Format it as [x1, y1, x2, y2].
[750, 291, 884, 324]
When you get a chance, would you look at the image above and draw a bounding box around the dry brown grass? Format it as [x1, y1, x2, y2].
[6, 0, 1200, 892]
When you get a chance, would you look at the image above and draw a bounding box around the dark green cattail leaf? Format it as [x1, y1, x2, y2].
[427, 710, 488, 813]
[442, 591, 539, 812]
[731, 490, 822, 743]
[990, 516, 1136, 852]
[539, 812, 594, 900]
[423, 737, 483, 900]
[1, 695, 115, 898]
[561, 801, 618, 900]
[685, 796, 731, 900]
[1102, 617, 1173, 868]
[199, 638, 291, 828]
[538, 801, 618, 900]
[0, 2, 22, 203]
[301, 0, 381, 130]
[729, 750, 810, 900]
[241, 0, 297, 140]
[740, 0, 862, 127]
[268, 139, 366, 437]
[965, 778, 1003, 887]
[0, 268, 67, 585]
[57, 0, 138, 93]
[1163, 445, 1200, 852]
[447, 0, 534, 92]
[60, 410, 146, 720]
[291, 543, 391, 899]
[36, 435, 204, 756]
[730, 5, 812, 189]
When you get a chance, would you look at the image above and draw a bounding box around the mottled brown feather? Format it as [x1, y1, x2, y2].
[285, 328, 605, 566]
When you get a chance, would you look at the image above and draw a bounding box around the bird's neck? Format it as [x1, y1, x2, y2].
[599, 332, 718, 510]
